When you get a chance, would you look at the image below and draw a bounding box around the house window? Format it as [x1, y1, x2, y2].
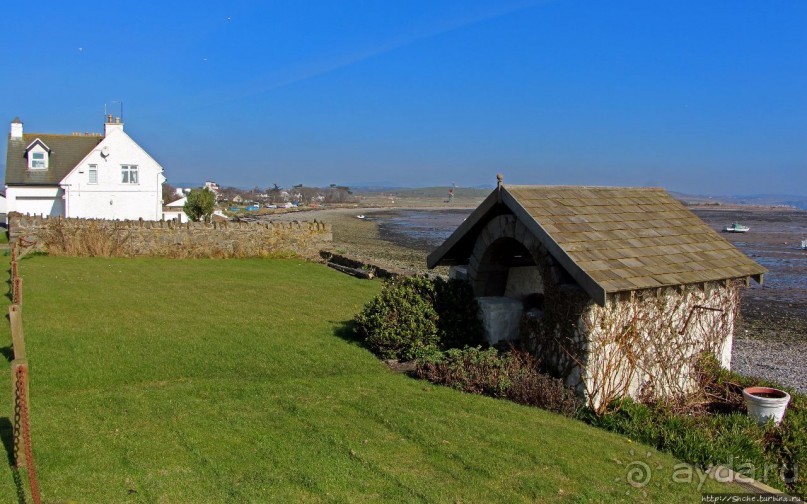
[89, 165, 98, 184]
[121, 165, 138, 184]
[30, 152, 46, 169]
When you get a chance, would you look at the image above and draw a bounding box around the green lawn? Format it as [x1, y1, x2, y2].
[0, 256, 733, 502]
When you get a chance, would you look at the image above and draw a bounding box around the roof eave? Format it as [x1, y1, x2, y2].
[426, 189, 499, 269]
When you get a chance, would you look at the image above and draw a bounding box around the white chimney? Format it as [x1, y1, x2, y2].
[104, 115, 124, 135]
[10, 117, 23, 139]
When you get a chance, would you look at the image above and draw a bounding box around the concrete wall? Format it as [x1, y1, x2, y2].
[8, 213, 332, 259]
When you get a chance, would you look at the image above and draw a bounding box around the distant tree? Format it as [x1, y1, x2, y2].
[162, 182, 179, 204]
[184, 188, 216, 222]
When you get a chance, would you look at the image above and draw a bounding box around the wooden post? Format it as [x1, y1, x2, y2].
[11, 359, 28, 469]
[10, 261, 18, 281]
[9, 304, 26, 360]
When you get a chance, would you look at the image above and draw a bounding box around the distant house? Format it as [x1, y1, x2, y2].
[163, 196, 189, 223]
[5, 116, 165, 221]
[428, 178, 766, 407]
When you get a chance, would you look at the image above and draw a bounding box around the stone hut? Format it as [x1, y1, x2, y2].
[427, 178, 766, 408]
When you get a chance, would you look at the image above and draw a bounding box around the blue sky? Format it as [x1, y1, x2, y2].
[1, 0, 805, 195]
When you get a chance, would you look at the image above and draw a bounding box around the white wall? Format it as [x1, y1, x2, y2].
[6, 186, 65, 218]
[162, 209, 189, 223]
[61, 129, 165, 220]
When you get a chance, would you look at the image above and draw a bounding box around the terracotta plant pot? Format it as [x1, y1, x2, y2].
[742, 387, 791, 426]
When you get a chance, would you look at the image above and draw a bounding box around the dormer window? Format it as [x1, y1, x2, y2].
[31, 152, 46, 169]
[25, 138, 51, 170]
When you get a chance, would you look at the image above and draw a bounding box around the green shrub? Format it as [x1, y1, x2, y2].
[354, 277, 440, 360]
[354, 276, 484, 360]
[416, 347, 581, 417]
[431, 277, 485, 349]
[584, 354, 806, 497]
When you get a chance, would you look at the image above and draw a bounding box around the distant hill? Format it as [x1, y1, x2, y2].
[670, 191, 807, 210]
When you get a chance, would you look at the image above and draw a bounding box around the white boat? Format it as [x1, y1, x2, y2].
[801, 239, 807, 250]
[356, 215, 366, 220]
[724, 222, 750, 233]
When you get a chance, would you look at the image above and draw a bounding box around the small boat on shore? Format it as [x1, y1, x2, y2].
[356, 215, 366, 220]
[724, 222, 750, 233]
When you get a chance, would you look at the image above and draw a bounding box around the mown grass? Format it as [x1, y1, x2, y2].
[0, 256, 735, 502]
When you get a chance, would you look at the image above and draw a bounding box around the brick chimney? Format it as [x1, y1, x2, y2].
[10, 117, 23, 139]
[104, 114, 124, 135]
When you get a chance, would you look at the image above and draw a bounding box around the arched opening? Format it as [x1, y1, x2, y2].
[473, 236, 548, 346]
[474, 237, 543, 304]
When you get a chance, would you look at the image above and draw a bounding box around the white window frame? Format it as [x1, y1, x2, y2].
[88, 164, 98, 184]
[30, 152, 46, 169]
[121, 165, 139, 184]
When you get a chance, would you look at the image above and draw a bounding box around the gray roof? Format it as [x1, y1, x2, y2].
[6, 133, 102, 186]
[428, 185, 766, 305]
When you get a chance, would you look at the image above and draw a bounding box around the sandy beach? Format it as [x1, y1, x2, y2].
[269, 204, 807, 392]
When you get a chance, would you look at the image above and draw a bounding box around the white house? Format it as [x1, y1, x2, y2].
[5, 116, 165, 220]
[163, 196, 189, 223]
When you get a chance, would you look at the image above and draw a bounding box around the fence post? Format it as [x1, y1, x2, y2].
[9, 304, 26, 360]
[11, 359, 28, 469]
[10, 260, 18, 281]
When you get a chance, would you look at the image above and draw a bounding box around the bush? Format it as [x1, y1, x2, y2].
[354, 277, 440, 360]
[416, 347, 581, 417]
[354, 276, 484, 360]
[431, 277, 485, 349]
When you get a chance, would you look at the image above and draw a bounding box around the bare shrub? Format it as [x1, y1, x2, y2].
[523, 281, 742, 415]
[41, 219, 131, 257]
[416, 347, 581, 417]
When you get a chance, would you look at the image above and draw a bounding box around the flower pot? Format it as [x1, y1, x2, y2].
[742, 387, 791, 426]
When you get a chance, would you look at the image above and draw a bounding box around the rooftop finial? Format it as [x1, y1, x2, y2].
[496, 173, 503, 188]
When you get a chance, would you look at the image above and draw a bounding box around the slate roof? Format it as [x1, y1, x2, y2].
[428, 185, 766, 304]
[6, 133, 102, 186]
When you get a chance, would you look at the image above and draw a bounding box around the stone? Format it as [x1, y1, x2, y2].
[477, 296, 524, 344]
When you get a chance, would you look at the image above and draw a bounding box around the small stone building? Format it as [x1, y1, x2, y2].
[428, 179, 766, 408]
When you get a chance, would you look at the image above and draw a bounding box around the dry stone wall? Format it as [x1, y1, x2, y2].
[8, 213, 332, 259]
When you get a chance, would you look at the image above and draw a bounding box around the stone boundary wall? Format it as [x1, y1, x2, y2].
[8, 213, 332, 259]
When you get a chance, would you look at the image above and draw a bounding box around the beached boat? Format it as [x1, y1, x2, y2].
[724, 222, 750, 233]
[356, 215, 366, 220]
